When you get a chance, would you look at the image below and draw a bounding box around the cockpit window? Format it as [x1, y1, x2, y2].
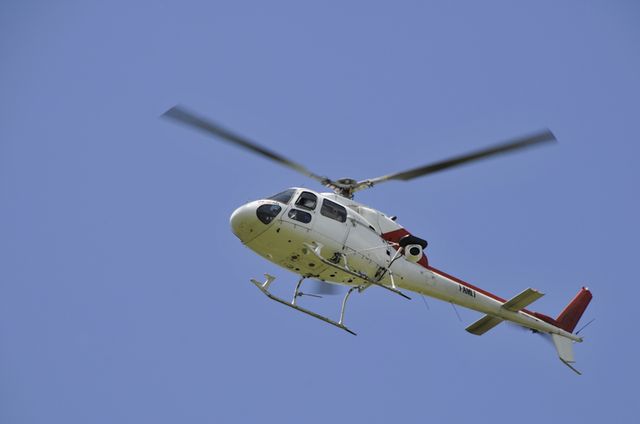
[320, 199, 347, 223]
[295, 191, 317, 210]
[268, 189, 296, 205]
[256, 204, 282, 224]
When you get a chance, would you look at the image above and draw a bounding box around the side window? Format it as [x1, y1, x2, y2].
[288, 209, 312, 224]
[295, 191, 317, 210]
[321, 199, 347, 223]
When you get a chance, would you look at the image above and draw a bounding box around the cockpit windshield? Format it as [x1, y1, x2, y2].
[267, 189, 296, 205]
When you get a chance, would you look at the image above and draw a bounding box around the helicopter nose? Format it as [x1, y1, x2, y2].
[230, 201, 277, 243]
[230, 203, 259, 243]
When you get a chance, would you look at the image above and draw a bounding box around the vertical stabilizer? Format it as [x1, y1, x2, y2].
[551, 334, 575, 363]
[556, 287, 593, 333]
[551, 333, 581, 375]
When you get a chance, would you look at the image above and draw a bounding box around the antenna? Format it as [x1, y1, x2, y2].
[450, 302, 462, 322]
[420, 294, 430, 311]
[575, 318, 595, 335]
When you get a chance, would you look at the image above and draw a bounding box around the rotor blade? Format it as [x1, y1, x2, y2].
[162, 105, 330, 184]
[359, 129, 557, 187]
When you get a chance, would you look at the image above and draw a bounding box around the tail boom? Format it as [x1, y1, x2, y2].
[398, 264, 593, 372]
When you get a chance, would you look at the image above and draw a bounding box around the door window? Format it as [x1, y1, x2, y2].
[288, 209, 312, 223]
[295, 191, 317, 210]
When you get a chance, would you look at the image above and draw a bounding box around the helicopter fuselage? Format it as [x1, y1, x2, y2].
[230, 187, 580, 341]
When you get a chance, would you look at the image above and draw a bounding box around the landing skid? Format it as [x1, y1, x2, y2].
[250, 274, 358, 335]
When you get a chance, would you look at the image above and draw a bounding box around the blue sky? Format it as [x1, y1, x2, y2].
[2, 1, 639, 423]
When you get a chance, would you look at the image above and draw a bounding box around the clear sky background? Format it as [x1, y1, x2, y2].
[2, 1, 639, 423]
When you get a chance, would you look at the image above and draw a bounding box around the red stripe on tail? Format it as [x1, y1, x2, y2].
[555, 287, 593, 333]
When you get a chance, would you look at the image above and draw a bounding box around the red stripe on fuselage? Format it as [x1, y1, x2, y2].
[427, 265, 558, 325]
[427, 266, 506, 303]
[381, 230, 557, 326]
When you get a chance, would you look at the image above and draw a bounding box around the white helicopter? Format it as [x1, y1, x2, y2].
[163, 106, 593, 374]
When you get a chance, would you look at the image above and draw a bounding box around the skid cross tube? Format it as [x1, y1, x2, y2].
[250, 274, 357, 335]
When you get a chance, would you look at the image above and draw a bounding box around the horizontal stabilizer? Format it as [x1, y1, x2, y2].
[502, 288, 544, 312]
[466, 315, 503, 335]
[466, 288, 543, 336]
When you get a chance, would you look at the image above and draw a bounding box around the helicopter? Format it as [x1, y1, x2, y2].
[162, 105, 593, 374]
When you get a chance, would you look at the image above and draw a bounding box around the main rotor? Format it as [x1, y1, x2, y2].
[162, 105, 556, 198]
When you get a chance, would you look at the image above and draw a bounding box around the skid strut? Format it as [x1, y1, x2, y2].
[250, 274, 358, 335]
[305, 242, 411, 300]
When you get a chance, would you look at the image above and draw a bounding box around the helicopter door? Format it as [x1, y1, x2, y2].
[313, 198, 350, 249]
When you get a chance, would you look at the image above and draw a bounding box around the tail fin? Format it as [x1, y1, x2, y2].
[555, 287, 593, 333]
[551, 334, 581, 375]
